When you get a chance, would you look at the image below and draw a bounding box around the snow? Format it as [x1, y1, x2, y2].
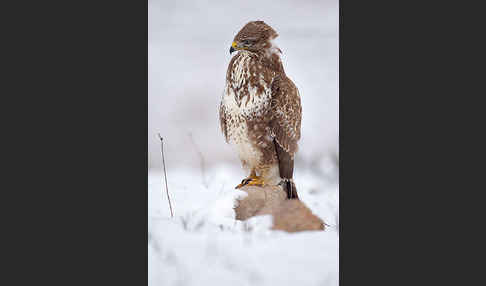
[148, 0, 339, 284]
[148, 162, 339, 286]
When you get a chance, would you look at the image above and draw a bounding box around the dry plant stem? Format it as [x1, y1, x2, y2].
[158, 133, 174, 218]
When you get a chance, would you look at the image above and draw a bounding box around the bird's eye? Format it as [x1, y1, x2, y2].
[242, 40, 252, 46]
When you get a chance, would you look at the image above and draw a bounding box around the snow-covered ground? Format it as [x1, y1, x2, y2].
[148, 159, 339, 286]
[149, 0, 339, 284]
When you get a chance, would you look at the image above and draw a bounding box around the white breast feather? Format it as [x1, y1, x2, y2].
[222, 52, 273, 169]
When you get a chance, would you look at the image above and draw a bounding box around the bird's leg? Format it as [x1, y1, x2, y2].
[235, 169, 265, 189]
[246, 169, 265, 187]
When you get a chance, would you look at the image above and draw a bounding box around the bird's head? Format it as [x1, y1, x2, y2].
[230, 21, 281, 55]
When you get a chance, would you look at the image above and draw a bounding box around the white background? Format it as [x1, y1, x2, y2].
[149, 0, 338, 171]
[148, 1, 339, 285]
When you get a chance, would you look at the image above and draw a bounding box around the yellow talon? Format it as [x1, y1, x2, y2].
[235, 174, 265, 189]
[246, 177, 265, 187]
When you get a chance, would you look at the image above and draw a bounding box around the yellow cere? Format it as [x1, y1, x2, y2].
[232, 41, 237, 48]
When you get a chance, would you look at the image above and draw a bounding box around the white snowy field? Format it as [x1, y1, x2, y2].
[148, 159, 339, 286]
[149, 0, 339, 284]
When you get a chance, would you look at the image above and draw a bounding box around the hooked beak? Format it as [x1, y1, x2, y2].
[229, 41, 237, 54]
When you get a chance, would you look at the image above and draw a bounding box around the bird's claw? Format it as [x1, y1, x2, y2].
[235, 176, 265, 189]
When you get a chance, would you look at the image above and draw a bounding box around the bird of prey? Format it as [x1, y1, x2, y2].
[219, 21, 302, 199]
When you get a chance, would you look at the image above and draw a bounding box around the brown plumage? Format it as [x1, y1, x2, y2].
[219, 21, 302, 199]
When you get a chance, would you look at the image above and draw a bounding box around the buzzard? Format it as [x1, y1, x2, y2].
[219, 21, 302, 199]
